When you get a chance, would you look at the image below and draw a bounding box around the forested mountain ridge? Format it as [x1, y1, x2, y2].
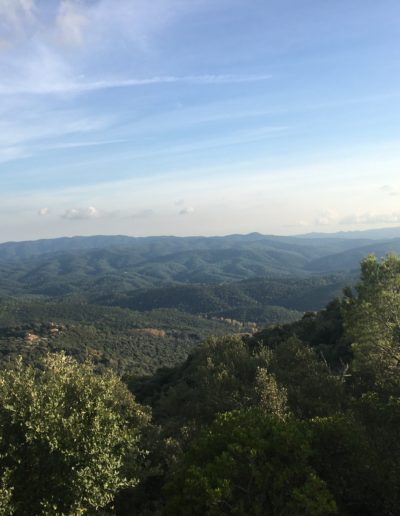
[306, 237, 400, 272]
[1, 232, 399, 376]
[0, 231, 399, 377]
[299, 226, 400, 240]
[0, 231, 377, 260]
[0, 232, 397, 300]
[99, 274, 347, 318]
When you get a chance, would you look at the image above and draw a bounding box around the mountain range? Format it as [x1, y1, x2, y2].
[1, 230, 399, 299]
[1, 227, 400, 373]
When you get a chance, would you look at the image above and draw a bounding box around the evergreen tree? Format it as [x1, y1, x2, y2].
[0, 353, 150, 514]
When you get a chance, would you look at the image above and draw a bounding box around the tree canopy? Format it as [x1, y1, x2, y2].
[0, 353, 150, 514]
[343, 253, 400, 392]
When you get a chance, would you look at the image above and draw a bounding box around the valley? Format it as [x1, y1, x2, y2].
[1, 229, 399, 375]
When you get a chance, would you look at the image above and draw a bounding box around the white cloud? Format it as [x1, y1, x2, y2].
[38, 207, 49, 216]
[55, 1, 88, 47]
[85, 0, 214, 50]
[0, 0, 36, 39]
[0, 145, 30, 164]
[340, 212, 400, 225]
[179, 206, 194, 216]
[61, 206, 100, 220]
[314, 209, 337, 226]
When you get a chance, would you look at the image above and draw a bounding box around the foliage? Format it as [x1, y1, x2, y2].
[268, 337, 344, 418]
[254, 298, 352, 369]
[312, 397, 400, 516]
[0, 353, 151, 514]
[164, 409, 337, 516]
[134, 335, 288, 434]
[0, 298, 235, 375]
[343, 254, 400, 392]
[311, 415, 374, 515]
[101, 275, 346, 322]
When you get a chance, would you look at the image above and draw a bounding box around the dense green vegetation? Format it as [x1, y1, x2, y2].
[0, 234, 360, 373]
[0, 354, 151, 514]
[100, 274, 346, 319]
[0, 298, 239, 375]
[125, 254, 400, 515]
[0, 253, 399, 514]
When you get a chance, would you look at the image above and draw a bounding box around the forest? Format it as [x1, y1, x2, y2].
[0, 253, 399, 514]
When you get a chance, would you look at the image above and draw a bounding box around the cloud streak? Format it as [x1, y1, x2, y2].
[0, 73, 272, 96]
[0, 0, 271, 96]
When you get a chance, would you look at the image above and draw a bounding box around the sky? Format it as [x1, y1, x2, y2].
[1, 0, 400, 242]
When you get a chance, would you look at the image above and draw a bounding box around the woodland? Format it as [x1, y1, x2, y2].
[0, 234, 399, 514]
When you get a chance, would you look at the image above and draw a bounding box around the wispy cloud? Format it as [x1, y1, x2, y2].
[380, 184, 399, 196]
[340, 212, 400, 225]
[0, 73, 272, 96]
[0, 0, 205, 48]
[0, 0, 35, 39]
[0, 0, 270, 96]
[61, 206, 100, 220]
[314, 209, 337, 226]
[179, 206, 195, 216]
[0, 110, 112, 147]
[0, 104, 113, 164]
[380, 184, 393, 192]
[40, 139, 126, 151]
[314, 207, 400, 227]
[55, 0, 88, 47]
[0, 146, 30, 164]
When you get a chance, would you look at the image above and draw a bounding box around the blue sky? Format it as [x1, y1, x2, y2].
[1, 0, 400, 241]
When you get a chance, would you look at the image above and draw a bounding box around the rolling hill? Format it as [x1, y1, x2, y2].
[0, 229, 399, 377]
[0, 232, 381, 299]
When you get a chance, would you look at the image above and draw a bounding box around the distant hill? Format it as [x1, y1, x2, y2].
[1, 231, 399, 377]
[97, 275, 348, 322]
[0, 233, 379, 299]
[298, 226, 400, 240]
[0, 232, 397, 302]
[0, 232, 374, 261]
[306, 238, 400, 272]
